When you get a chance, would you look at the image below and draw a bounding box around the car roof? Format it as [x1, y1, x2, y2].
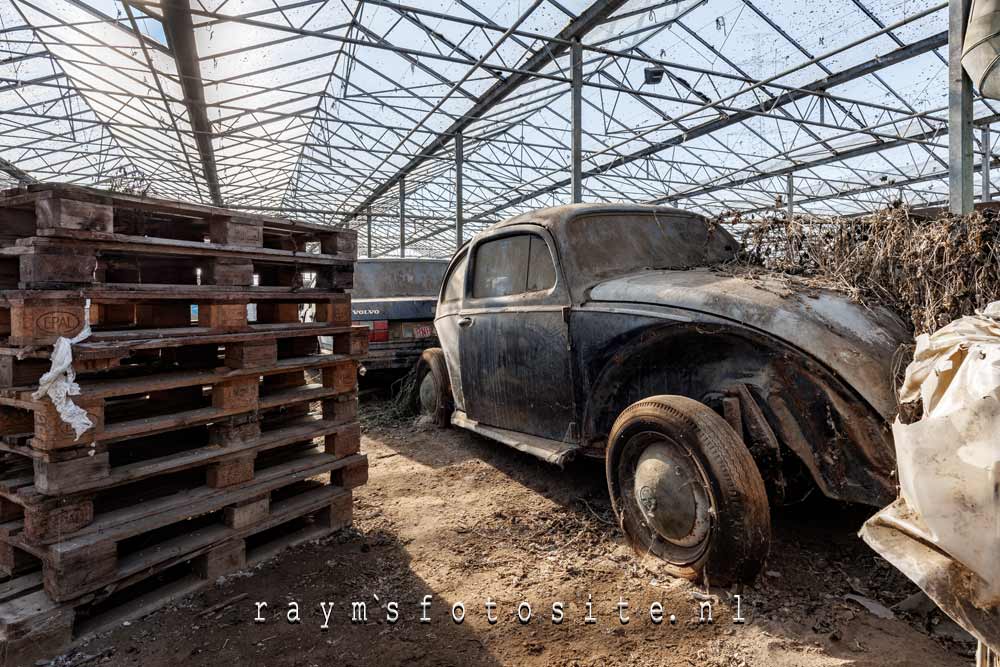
[356, 257, 448, 264]
[490, 203, 704, 232]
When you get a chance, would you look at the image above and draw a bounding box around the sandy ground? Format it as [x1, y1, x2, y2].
[54, 401, 973, 667]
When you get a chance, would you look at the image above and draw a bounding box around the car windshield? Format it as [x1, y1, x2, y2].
[559, 212, 736, 291]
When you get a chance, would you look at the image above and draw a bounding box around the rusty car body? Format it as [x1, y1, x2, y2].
[416, 203, 909, 583]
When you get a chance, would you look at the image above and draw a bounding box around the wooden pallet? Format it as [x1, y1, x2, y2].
[0, 183, 356, 256]
[0, 319, 367, 388]
[0, 443, 366, 601]
[1, 369, 360, 488]
[1, 236, 354, 291]
[0, 286, 355, 348]
[0, 184, 356, 349]
[0, 407, 361, 511]
[0, 184, 365, 666]
[0, 482, 354, 667]
[0, 343, 362, 428]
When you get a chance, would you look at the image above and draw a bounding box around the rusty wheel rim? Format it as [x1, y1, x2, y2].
[418, 371, 438, 415]
[619, 431, 714, 564]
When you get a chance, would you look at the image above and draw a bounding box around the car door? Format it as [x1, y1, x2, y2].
[458, 227, 576, 442]
[434, 247, 469, 413]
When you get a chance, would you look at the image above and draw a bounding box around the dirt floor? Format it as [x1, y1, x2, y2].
[53, 399, 975, 667]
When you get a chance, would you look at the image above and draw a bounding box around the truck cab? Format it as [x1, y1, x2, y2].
[350, 258, 447, 373]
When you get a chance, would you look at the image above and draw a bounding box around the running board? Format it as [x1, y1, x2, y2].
[451, 411, 580, 467]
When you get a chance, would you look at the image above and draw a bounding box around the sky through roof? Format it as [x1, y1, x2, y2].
[0, 0, 988, 256]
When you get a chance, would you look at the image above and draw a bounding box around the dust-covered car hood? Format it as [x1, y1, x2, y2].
[588, 268, 910, 419]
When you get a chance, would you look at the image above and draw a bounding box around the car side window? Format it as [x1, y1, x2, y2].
[473, 235, 530, 298]
[526, 235, 555, 292]
[472, 233, 555, 299]
[442, 250, 468, 302]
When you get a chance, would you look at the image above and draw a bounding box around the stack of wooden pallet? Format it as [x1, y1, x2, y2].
[0, 184, 368, 664]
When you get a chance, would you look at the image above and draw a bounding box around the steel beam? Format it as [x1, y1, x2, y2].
[571, 38, 583, 204]
[0, 156, 36, 184]
[399, 176, 406, 258]
[455, 131, 464, 249]
[162, 0, 223, 206]
[643, 28, 907, 201]
[949, 0, 974, 214]
[728, 116, 1000, 214]
[7, 0, 960, 234]
[738, 157, 995, 214]
[983, 126, 993, 202]
[471, 30, 947, 220]
[659, 124, 946, 205]
[345, 0, 629, 222]
[405, 121, 950, 250]
[123, 0, 206, 206]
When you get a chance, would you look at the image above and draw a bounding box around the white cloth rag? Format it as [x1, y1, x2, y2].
[30, 309, 93, 440]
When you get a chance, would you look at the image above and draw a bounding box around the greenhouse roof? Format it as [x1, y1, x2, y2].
[0, 0, 990, 255]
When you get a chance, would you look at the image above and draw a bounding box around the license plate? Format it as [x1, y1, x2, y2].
[411, 325, 434, 338]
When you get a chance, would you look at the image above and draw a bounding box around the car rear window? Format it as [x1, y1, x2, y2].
[442, 250, 468, 302]
[526, 236, 556, 292]
[560, 213, 736, 288]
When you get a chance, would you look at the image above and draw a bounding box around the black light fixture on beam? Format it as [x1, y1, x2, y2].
[644, 65, 665, 85]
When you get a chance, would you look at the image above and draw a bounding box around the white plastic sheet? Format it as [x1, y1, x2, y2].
[887, 302, 1000, 605]
[30, 309, 93, 440]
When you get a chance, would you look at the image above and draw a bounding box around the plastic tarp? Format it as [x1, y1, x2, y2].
[861, 302, 1000, 652]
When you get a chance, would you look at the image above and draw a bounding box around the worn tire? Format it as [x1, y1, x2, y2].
[606, 395, 770, 585]
[410, 347, 453, 428]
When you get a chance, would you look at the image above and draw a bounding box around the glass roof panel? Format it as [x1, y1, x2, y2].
[0, 0, 977, 257]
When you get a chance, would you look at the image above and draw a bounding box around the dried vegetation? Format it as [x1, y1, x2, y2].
[720, 207, 1000, 334]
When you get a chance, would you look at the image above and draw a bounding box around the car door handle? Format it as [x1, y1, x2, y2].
[458, 316, 473, 327]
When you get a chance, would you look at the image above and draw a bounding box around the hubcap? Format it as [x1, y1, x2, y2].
[418, 372, 438, 415]
[632, 438, 711, 548]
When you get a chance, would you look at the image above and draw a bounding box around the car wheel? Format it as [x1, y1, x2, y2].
[606, 395, 770, 585]
[410, 347, 453, 427]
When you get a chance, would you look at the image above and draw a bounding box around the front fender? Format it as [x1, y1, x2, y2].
[589, 269, 909, 420]
[572, 309, 896, 507]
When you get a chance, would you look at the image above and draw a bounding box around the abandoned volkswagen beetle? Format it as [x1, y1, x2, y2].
[413, 204, 908, 584]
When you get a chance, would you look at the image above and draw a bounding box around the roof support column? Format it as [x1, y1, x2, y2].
[570, 37, 583, 204]
[786, 174, 794, 219]
[455, 131, 464, 250]
[949, 0, 974, 215]
[366, 207, 372, 258]
[983, 126, 993, 202]
[399, 177, 406, 258]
